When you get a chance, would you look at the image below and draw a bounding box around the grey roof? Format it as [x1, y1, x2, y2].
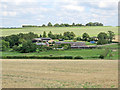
[55, 42, 86, 46]
[33, 38, 51, 41]
[36, 43, 47, 45]
[55, 42, 85, 44]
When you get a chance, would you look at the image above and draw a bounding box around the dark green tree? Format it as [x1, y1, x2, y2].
[97, 32, 108, 45]
[42, 24, 46, 27]
[20, 40, 36, 53]
[1, 40, 9, 51]
[40, 34, 42, 38]
[48, 31, 53, 38]
[47, 22, 52, 27]
[108, 31, 115, 43]
[82, 33, 89, 41]
[72, 23, 75, 26]
[54, 23, 59, 27]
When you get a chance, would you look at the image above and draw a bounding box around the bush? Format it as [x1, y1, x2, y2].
[74, 56, 83, 59]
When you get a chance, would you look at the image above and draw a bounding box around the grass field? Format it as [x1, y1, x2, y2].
[1, 26, 118, 37]
[1, 44, 118, 60]
[2, 59, 118, 88]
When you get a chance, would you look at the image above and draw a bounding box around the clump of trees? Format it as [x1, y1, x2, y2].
[86, 22, 103, 26]
[44, 31, 76, 40]
[97, 31, 115, 45]
[2, 32, 38, 48]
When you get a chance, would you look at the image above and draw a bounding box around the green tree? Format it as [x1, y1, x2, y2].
[108, 31, 115, 43]
[43, 31, 47, 37]
[48, 31, 53, 38]
[40, 34, 42, 38]
[18, 38, 26, 44]
[59, 23, 65, 27]
[1, 40, 9, 51]
[70, 32, 76, 39]
[82, 33, 89, 41]
[97, 32, 108, 45]
[72, 23, 75, 26]
[4, 35, 19, 47]
[54, 23, 59, 27]
[20, 40, 36, 53]
[47, 22, 52, 27]
[42, 24, 46, 27]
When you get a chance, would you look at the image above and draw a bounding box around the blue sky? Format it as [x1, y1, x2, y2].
[0, 0, 118, 27]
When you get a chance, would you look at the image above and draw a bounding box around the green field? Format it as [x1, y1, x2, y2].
[1, 44, 118, 60]
[1, 26, 118, 37]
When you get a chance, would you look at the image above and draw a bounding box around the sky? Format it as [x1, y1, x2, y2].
[0, 0, 119, 27]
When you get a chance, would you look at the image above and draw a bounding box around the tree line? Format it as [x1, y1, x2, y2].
[22, 22, 103, 27]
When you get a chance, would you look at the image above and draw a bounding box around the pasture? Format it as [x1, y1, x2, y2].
[1, 44, 118, 60]
[1, 26, 118, 37]
[2, 59, 118, 88]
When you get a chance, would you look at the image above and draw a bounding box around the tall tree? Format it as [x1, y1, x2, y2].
[40, 34, 42, 38]
[43, 31, 47, 37]
[48, 31, 53, 38]
[72, 23, 75, 26]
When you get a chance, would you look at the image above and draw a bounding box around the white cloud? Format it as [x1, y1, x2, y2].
[0, 0, 118, 27]
[2, 11, 17, 16]
[62, 5, 85, 12]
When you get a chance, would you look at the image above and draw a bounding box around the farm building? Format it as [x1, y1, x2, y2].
[55, 42, 85, 46]
[32, 38, 52, 46]
[55, 42, 97, 49]
[32, 38, 52, 43]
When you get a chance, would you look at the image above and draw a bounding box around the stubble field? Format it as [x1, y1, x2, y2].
[1, 59, 118, 88]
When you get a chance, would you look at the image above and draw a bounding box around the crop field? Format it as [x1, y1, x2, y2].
[1, 59, 118, 88]
[1, 26, 118, 37]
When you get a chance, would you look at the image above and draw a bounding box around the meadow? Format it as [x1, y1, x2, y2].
[1, 26, 118, 37]
[2, 59, 118, 88]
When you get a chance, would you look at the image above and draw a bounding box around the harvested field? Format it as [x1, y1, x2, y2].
[1, 59, 118, 88]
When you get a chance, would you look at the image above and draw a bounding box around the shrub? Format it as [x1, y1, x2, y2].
[99, 55, 104, 59]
